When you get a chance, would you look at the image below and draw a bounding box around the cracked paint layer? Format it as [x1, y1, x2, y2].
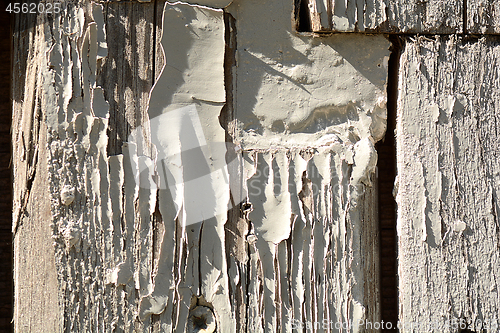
[42, 2, 118, 331]
[240, 146, 380, 331]
[23, 1, 161, 331]
[225, 0, 389, 330]
[42, 0, 235, 331]
[397, 35, 500, 332]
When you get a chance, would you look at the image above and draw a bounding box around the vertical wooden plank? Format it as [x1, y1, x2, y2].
[0, 8, 12, 332]
[397, 35, 500, 332]
[467, 1, 500, 34]
[227, 0, 389, 331]
[12, 1, 158, 331]
[387, 0, 462, 33]
[137, 3, 235, 332]
[12, 10, 62, 333]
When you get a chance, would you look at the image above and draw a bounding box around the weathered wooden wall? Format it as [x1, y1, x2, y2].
[227, 0, 390, 330]
[296, 1, 500, 332]
[396, 35, 500, 332]
[298, 0, 463, 33]
[468, 1, 500, 34]
[12, 0, 386, 332]
[11, 8, 62, 333]
[12, 0, 500, 332]
[300, 0, 500, 34]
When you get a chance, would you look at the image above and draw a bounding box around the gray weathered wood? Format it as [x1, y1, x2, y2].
[467, 1, 500, 34]
[387, 0, 462, 33]
[300, 0, 463, 33]
[397, 35, 500, 332]
[13, 0, 386, 332]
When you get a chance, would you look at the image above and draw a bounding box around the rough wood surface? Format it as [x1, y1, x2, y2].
[386, 0, 462, 33]
[13, 0, 386, 332]
[467, 0, 500, 34]
[397, 35, 500, 332]
[11, 10, 63, 333]
[12, 1, 158, 331]
[299, 0, 463, 33]
[101, 1, 157, 156]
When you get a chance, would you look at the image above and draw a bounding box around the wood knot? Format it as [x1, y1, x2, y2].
[187, 306, 216, 333]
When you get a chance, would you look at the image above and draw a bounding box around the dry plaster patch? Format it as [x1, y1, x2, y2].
[229, 0, 390, 150]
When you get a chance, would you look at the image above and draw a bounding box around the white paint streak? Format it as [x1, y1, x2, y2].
[33, 0, 388, 331]
[135, 4, 235, 331]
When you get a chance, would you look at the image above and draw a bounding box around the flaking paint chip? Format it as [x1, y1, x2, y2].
[60, 185, 75, 206]
[453, 220, 467, 232]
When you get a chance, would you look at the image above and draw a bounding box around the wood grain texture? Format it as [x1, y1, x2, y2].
[467, 0, 500, 34]
[100, 1, 156, 156]
[386, 0, 462, 33]
[299, 0, 463, 33]
[12, 10, 62, 333]
[13, 1, 384, 332]
[397, 35, 500, 332]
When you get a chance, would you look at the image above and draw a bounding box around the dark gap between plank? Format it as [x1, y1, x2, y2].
[376, 34, 402, 333]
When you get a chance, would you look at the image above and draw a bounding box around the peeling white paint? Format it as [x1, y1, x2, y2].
[397, 36, 500, 332]
[132, 4, 236, 332]
[229, 0, 390, 150]
[24, 0, 388, 331]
